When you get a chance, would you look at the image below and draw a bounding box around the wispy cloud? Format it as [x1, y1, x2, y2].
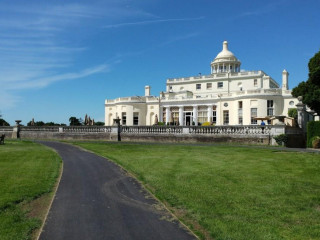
[5, 64, 110, 90]
[238, 0, 288, 18]
[103, 16, 205, 29]
[0, 2, 121, 110]
[160, 32, 199, 46]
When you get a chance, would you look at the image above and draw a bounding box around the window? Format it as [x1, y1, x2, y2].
[238, 101, 243, 125]
[197, 106, 208, 125]
[170, 107, 179, 125]
[133, 112, 139, 125]
[223, 110, 229, 125]
[251, 108, 257, 124]
[218, 82, 223, 88]
[122, 112, 126, 125]
[196, 84, 201, 90]
[169, 85, 173, 91]
[254, 79, 258, 87]
[206, 83, 212, 90]
[267, 100, 274, 116]
[212, 106, 217, 124]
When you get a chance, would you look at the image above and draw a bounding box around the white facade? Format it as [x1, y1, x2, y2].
[105, 41, 298, 126]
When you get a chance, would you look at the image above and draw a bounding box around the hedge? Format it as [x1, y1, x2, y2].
[307, 121, 320, 147]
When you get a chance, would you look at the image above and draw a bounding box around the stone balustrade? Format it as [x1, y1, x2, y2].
[1, 125, 283, 136]
[167, 71, 264, 83]
[189, 125, 271, 135]
[121, 126, 183, 134]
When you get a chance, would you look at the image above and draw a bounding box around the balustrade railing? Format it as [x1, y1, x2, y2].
[63, 126, 112, 133]
[121, 126, 183, 134]
[21, 126, 60, 132]
[4, 125, 282, 136]
[189, 125, 271, 135]
[0, 126, 14, 132]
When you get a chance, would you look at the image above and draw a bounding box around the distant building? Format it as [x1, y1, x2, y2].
[105, 41, 299, 126]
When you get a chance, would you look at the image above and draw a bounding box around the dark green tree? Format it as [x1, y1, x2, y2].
[0, 118, 10, 126]
[94, 121, 105, 126]
[69, 117, 81, 126]
[292, 50, 320, 115]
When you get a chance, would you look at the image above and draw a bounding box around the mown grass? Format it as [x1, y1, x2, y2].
[74, 142, 320, 240]
[0, 140, 61, 240]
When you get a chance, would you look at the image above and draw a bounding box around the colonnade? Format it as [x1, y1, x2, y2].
[162, 105, 218, 126]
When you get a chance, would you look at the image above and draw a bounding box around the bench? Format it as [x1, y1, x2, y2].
[0, 134, 5, 145]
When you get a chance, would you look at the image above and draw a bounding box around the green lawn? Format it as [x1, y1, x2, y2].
[0, 140, 61, 240]
[74, 142, 320, 240]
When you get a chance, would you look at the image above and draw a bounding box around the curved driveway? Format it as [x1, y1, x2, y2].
[39, 141, 196, 240]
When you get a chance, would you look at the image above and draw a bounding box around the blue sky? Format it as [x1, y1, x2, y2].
[0, 0, 319, 125]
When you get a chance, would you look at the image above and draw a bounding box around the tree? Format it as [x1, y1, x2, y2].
[69, 117, 81, 126]
[0, 118, 10, 126]
[292, 50, 320, 115]
[95, 121, 105, 126]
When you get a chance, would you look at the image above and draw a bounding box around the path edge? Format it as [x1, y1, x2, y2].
[35, 145, 64, 240]
[69, 142, 200, 240]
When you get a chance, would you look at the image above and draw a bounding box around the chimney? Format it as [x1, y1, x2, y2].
[282, 70, 289, 90]
[145, 85, 151, 96]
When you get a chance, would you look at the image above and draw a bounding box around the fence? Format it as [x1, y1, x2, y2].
[0, 125, 301, 146]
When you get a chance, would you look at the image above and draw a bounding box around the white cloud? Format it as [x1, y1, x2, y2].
[103, 16, 205, 29]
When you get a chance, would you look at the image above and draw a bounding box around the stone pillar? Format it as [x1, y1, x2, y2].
[207, 105, 213, 123]
[296, 96, 308, 133]
[193, 106, 198, 126]
[166, 107, 170, 124]
[12, 120, 21, 139]
[179, 106, 184, 126]
[159, 107, 163, 123]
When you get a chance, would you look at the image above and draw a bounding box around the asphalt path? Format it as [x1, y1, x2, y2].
[39, 141, 196, 240]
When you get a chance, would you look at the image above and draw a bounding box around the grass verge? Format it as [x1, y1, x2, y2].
[73, 142, 320, 240]
[0, 140, 61, 240]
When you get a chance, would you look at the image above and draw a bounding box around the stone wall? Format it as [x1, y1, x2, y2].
[0, 125, 304, 147]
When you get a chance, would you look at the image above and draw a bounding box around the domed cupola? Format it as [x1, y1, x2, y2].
[211, 41, 241, 73]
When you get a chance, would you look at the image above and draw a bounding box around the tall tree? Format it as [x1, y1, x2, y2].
[69, 117, 81, 126]
[292, 50, 320, 115]
[0, 118, 10, 126]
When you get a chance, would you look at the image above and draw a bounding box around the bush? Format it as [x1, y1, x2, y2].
[157, 122, 165, 126]
[273, 134, 288, 146]
[288, 108, 298, 119]
[311, 136, 320, 148]
[307, 121, 320, 147]
[201, 122, 212, 126]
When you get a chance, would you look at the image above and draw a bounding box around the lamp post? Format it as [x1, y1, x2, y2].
[113, 117, 121, 141]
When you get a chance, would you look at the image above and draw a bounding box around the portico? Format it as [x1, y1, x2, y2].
[161, 104, 218, 126]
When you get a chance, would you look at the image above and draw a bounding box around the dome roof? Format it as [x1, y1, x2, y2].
[215, 41, 237, 60]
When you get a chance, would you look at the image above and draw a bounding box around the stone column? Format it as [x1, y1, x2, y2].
[296, 96, 308, 133]
[12, 120, 22, 139]
[193, 106, 198, 126]
[179, 106, 184, 126]
[207, 105, 213, 123]
[166, 107, 170, 124]
[159, 107, 163, 123]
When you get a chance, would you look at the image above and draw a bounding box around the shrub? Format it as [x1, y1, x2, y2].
[288, 108, 298, 119]
[201, 122, 211, 126]
[307, 121, 320, 147]
[273, 134, 288, 146]
[311, 136, 320, 148]
[157, 122, 165, 126]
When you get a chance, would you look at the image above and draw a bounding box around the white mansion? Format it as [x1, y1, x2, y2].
[105, 41, 298, 126]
